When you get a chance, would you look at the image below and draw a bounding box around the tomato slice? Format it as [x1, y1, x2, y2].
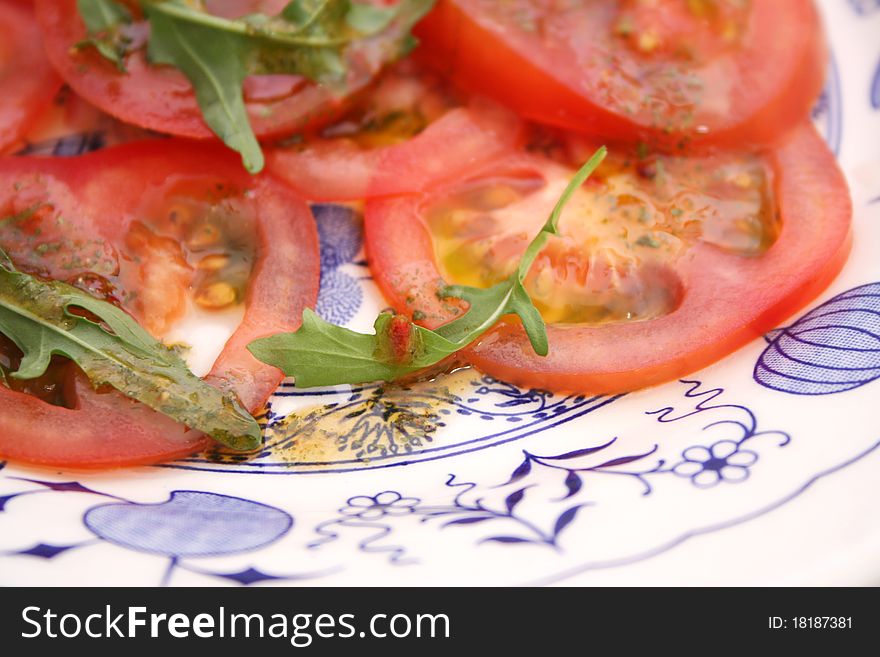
[34, 0, 397, 141]
[266, 62, 524, 201]
[15, 86, 153, 157]
[416, 0, 827, 150]
[365, 121, 851, 393]
[0, 140, 320, 467]
[0, 0, 62, 153]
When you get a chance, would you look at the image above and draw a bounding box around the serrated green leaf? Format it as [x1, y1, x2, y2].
[281, 0, 348, 31]
[146, 6, 264, 173]
[281, 0, 324, 26]
[0, 248, 13, 271]
[127, 0, 435, 172]
[517, 146, 608, 278]
[248, 308, 459, 387]
[509, 282, 549, 356]
[249, 148, 608, 387]
[78, 0, 131, 29]
[346, 2, 397, 34]
[249, 308, 395, 387]
[0, 256, 261, 451]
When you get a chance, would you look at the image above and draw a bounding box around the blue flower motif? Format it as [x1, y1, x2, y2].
[84, 491, 292, 557]
[339, 492, 420, 521]
[672, 441, 758, 489]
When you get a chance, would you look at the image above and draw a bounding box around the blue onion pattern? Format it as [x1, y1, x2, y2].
[311, 204, 364, 325]
[316, 268, 363, 325]
[312, 203, 362, 270]
[754, 283, 880, 395]
[872, 56, 880, 109]
[810, 56, 842, 155]
[18, 133, 106, 157]
[848, 0, 880, 16]
[84, 491, 292, 557]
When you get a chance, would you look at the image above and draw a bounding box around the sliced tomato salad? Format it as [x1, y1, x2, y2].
[416, 0, 827, 150]
[0, 0, 62, 153]
[0, 0, 852, 471]
[0, 140, 320, 467]
[365, 120, 852, 393]
[266, 62, 524, 201]
[34, 0, 398, 141]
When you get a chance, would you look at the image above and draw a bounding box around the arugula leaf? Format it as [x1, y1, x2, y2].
[248, 147, 608, 387]
[345, 2, 399, 33]
[146, 7, 264, 172]
[247, 309, 460, 388]
[0, 256, 261, 451]
[79, 0, 436, 172]
[76, 0, 133, 72]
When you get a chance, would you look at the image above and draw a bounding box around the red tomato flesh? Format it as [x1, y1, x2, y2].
[33, 0, 400, 142]
[266, 62, 525, 201]
[0, 140, 320, 467]
[416, 0, 827, 151]
[0, 0, 62, 153]
[365, 121, 852, 393]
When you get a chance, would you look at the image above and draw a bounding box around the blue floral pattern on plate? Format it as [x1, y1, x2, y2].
[671, 441, 759, 488]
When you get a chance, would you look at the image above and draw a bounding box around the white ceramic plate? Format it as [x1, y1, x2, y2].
[1, 0, 879, 587]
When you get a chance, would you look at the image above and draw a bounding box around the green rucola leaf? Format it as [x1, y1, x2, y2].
[0, 256, 261, 451]
[345, 2, 399, 34]
[434, 280, 549, 356]
[249, 147, 608, 387]
[146, 6, 263, 173]
[76, 0, 133, 72]
[281, 0, 348, 30]
[78, 0, 131, 27]
[435, 146, 608, 355]
[518, 146, 609, 275]
[248, 309, 459, 388]
[73, 0, 436, 172]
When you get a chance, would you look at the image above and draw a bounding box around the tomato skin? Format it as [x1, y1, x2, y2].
[33, 0, 357, 141]
[0, 140, 320, 468]
[365, 122, 851, 394]
[0, 370, 213, 469]
[416, 0, 827, 151]
[0, 0, 62, 153]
